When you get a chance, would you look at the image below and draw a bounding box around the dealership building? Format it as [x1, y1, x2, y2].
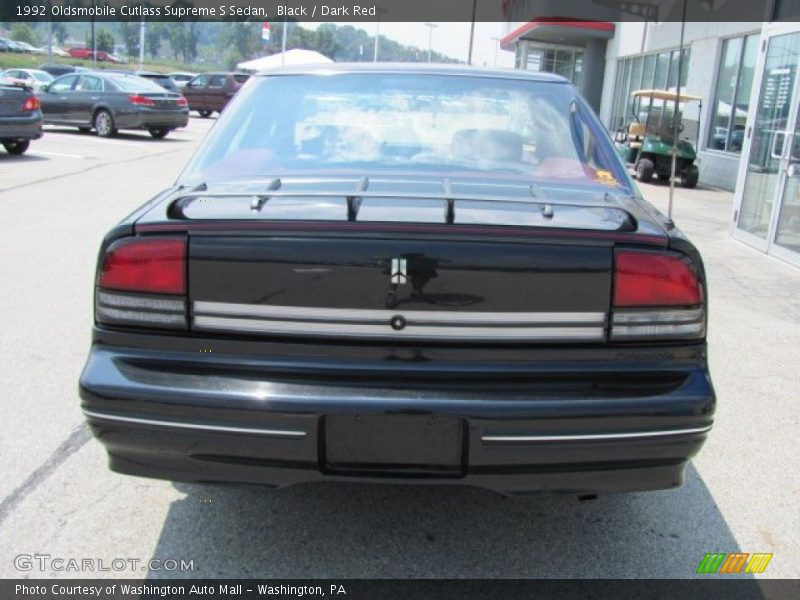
[501, 16, 800, 267]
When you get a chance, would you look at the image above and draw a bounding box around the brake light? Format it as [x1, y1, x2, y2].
[176, 96, 188, 107]
[614, 250, 701, 307]
[98, 237, 185, 295]
[611, 249, 705, 340]
[128, 94, 156, 107]
[21, 96, 40, 111]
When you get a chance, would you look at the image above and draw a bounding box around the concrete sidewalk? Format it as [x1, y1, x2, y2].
[642, 181, 800, 576]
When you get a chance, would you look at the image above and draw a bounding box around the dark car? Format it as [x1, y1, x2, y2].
[79, 65, 714, 495]
[39, 72, 189, 138]
[39, 64, 92, 77]
[135, 71, 179, 92]
[0, 38, 25, 53]
[0, 77, 43, 154]
[181, 71, 250, 116]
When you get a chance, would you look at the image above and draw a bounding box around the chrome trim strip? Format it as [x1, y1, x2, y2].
[481, 425, 712, 443]
[612, 308, 704, 324]
[193, 301, 606, 326]
[193, 315, 606, 341]
[82, 410, 306, 438]
[97, 291, 185, 312]
[611, 322, 705, 338]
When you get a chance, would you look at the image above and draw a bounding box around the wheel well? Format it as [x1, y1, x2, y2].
[92, 106, 113, 122]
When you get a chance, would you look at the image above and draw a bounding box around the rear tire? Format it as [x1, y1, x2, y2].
[93, 109, 116, 138]
[636, 158, 655, 183]
[3, 140, 30, 155]
[198, 110, 212, 118]
[681, 168, 699, 189]
[149, 128, 169, 139]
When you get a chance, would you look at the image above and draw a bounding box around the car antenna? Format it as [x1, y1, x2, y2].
[250, 178, 282, 212]
[530, 183, 553, 219]
[347, 176, 369, 221]
[443, 178, 455, 224]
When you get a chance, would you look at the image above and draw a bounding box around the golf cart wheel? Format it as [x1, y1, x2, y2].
[198, 110, 212, 118]
[3, 140, 30, 155]
[681, 168, 699, 189]
[94, 109, 117, 138]
[636, 158, 655, 183]
[149, 128, 169, 139]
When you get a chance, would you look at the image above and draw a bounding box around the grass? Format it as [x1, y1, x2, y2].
[0, 53, 222, 74]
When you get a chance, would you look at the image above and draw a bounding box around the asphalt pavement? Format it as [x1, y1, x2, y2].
[0, 119, 797, 579]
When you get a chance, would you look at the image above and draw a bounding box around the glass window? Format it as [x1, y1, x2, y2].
[654, 51, 670, 89]
[642, 54, 656, 90]
[50, 75, 77, 93]
[706, 34, 758, 153]
[180, 73, 632, 193]
[188, 74, 210, 88]
[209, 75, 226, 88]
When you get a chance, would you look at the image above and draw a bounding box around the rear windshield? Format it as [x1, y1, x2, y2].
[107, 75, 167, 93]
[179, 73, 630, 191]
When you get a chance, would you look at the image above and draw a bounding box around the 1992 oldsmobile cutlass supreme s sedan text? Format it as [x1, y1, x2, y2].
[79, 65, 715, 495]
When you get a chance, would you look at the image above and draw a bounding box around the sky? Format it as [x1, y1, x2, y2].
[303, 22, 517, 68]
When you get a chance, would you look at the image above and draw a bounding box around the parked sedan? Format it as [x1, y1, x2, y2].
[0, 76, 43, 154]
[168, 72, 197, 89]
[182, 71, 250, 116]
[2, 68, 54, 92]
[80, 64, 715, 495]
[40, 72, 188, 138]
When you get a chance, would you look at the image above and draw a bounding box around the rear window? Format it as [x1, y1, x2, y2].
[180, 72, 630, 192]
[107, 75, 166, 93]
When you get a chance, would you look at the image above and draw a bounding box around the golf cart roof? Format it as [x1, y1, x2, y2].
[631, 89, 702, 102]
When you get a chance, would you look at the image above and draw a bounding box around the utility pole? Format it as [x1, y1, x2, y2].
[46, 0, 52, 63]
[281, 20, 288, 65]
[139, 20, 145, 71]
[492, 37, 501, 67]
[424, 23, 438, 63]
[667, 0, 688, 227]
[373, 20, 380, 62]
[468, 0, 477, 65]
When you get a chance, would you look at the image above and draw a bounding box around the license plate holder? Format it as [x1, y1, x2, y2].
[323, 414, 465, 477]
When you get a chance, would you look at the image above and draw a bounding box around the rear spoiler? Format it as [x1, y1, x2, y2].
[166, 177, 638, 233]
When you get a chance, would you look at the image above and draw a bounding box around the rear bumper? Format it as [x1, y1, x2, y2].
[0, 112, 43, 141]
[79, 339, 715, 495]
[116, 108, 189, 130]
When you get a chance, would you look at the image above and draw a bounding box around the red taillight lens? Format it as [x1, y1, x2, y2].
[99, 237, 186, 295]
[614, 250, 701, 307]
[176, 96, 188, 107]
[128, 94, 156, 107]
[22, 96, 40, 111]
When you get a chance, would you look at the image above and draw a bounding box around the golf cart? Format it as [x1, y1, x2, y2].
[614, 89, 702, 188]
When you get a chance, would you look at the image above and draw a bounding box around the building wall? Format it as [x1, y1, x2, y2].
[600, 22, 762, 191]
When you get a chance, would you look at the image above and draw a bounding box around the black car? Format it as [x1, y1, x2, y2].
[0, 77, 43, 154]
[40, 72, 189, 138]
[135, 71, 179, 92]
[39, 64, 92, 77]
[79, 65, 714, 495]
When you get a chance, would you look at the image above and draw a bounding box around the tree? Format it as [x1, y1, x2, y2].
[118, 22, 139, 59]
[221, 22, 259, 61]
[51, 22, 68, 46]
[93, 28, 114, 53]
[146, 23, 165, 59]
[10, 23, 36, 45]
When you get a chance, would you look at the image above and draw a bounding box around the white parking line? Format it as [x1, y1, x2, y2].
[29, 150, 87, 159]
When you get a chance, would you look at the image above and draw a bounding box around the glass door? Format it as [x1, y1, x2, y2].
[735, 31, 800, 254]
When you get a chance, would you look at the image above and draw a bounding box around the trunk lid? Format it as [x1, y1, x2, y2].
[161, 178, 660, 344]
[0, 83, 32, 117]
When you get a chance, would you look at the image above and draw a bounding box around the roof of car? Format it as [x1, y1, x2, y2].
[251, 62, 570, 82]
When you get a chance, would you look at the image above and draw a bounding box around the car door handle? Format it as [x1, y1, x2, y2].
[90, 96, 99, 100]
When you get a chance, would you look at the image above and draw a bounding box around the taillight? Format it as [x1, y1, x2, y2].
[611, 249, 705, 340]
[22, 96, 40, 111]
[176, 96, 188, 107]
[128, 94, 155, 107]
[95, 237, 187, 330]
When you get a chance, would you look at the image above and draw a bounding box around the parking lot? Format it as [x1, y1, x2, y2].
[0, 116, 797, 579]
